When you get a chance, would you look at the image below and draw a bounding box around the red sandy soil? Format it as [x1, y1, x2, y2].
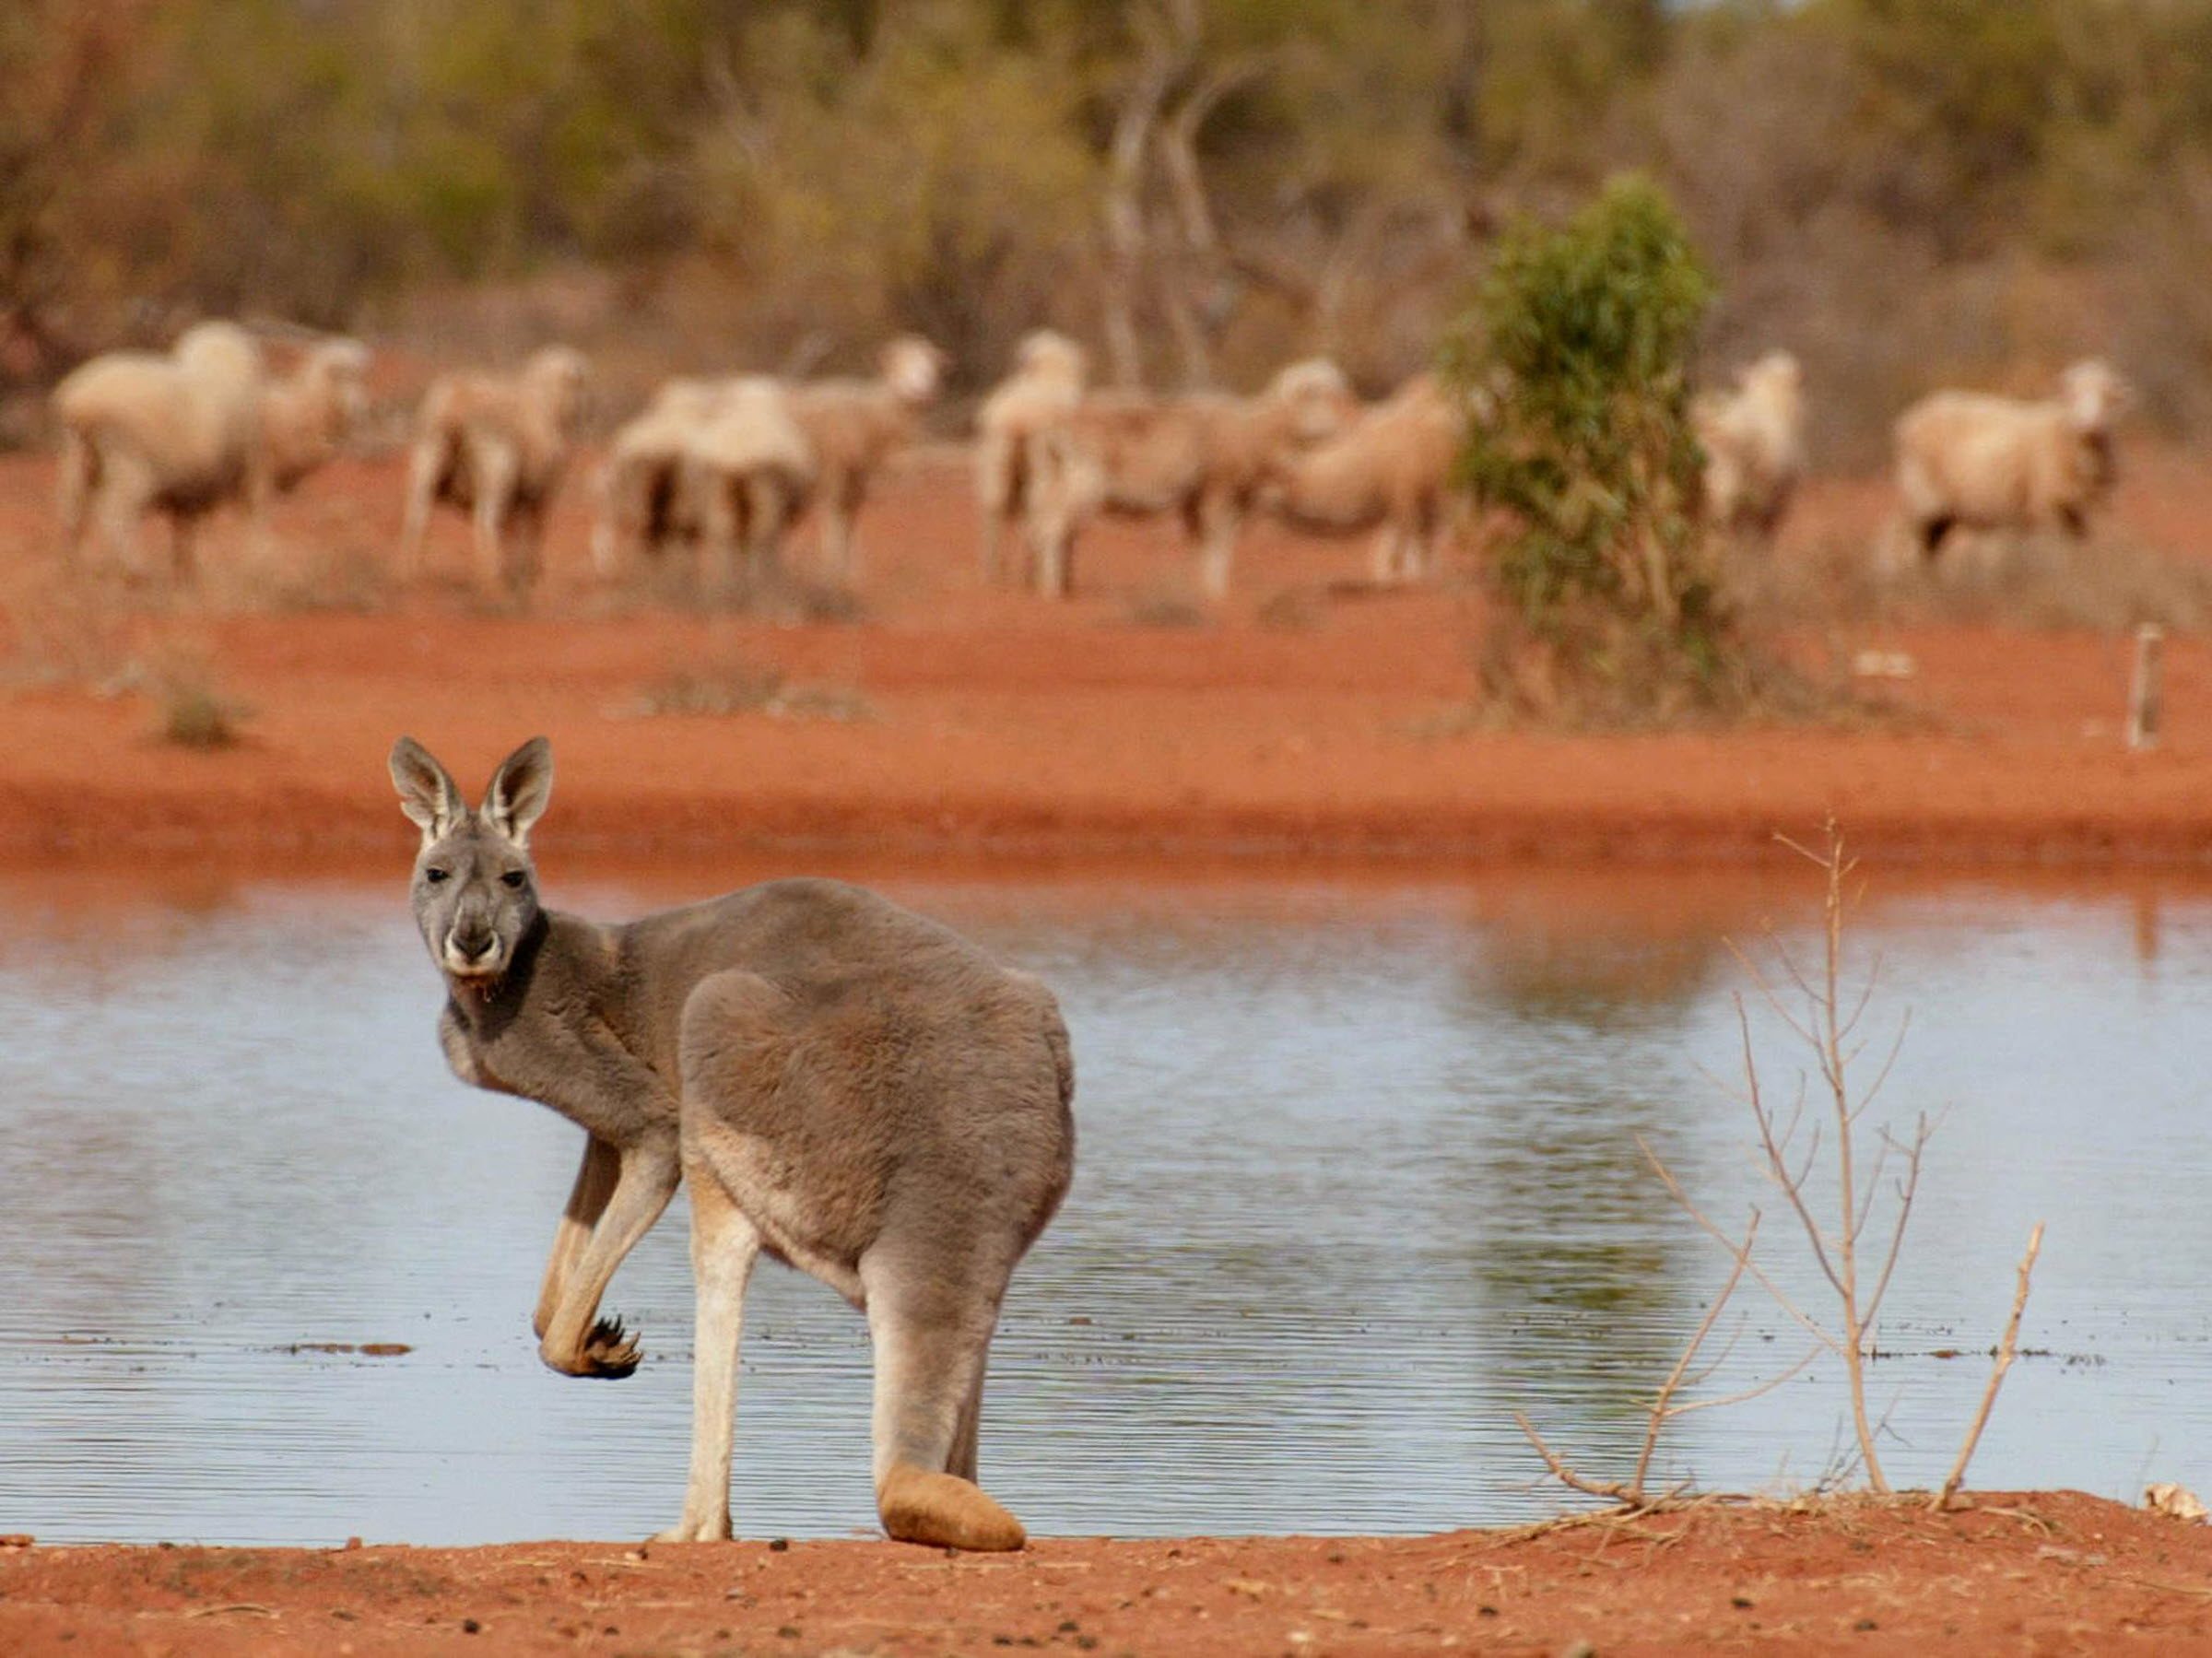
[3, 1492, 2208, 1655]
[0, 447, 2210, 866]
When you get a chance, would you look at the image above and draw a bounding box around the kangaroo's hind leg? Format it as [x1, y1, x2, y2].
[862, 1243, 1025, 1551]
[948, 1365, 985, 1485]
[654, 1161, 761, 1543]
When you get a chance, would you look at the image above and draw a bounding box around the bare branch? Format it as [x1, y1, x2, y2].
[1933, 1221, 2044, 1511]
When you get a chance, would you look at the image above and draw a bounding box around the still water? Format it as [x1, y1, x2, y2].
[1, 858, 2208, 1546]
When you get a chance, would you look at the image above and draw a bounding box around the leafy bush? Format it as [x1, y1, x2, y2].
[1450, 178, 1767, 722]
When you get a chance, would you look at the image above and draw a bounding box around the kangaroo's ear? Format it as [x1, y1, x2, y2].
[481, 735, 554, 846]
[390, 736, 465, 841]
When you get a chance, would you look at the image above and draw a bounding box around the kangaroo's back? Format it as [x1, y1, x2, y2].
[652, 877, 1075, 1264]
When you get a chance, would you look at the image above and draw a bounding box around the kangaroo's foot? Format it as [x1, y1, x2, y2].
[651, 1511, 733, 1545]
[877, 1464, 1026, 1552]
[539, 1314, 641, 1379]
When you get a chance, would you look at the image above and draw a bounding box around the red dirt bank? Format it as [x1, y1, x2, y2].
[3, 1493, 2207, 1655]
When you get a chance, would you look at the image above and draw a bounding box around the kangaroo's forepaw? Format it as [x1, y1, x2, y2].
[582, 1314, 641, 1376]
[540, 1315, 641, 1379]
[877, 1465, 1027, 1552]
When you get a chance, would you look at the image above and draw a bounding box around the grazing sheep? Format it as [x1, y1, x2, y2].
[1254, 372, 1465, 584]
[590, 377, 728, 582]
[1694, 349, 1805, 536]
[53, 320, 269, 582]
[678, 376, 819, 594]
[260, 336, 373, 494]
[780, 335, 947, 581]
[975, 330, 1089, 587]
[1893, 359, 2128, 559]
[399, 345, 591, 600]
[1023, 359, 1358, 601]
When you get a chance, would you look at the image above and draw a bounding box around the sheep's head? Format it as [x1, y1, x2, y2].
[525, 347, 593, 434]
[881, 335, 948, 406]
[1268, 358, 1359, 443]
[1014, 330, 1088, 391]
[1747, 350, 1803, 395]
[2059, 359, 2128, 434]
[311, 339, 373, 433]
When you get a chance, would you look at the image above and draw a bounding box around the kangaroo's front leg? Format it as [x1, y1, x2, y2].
[653, 1163, 760, 1543]
[534, 1134, 620, 1340]
[538, 1140, 679, 1379]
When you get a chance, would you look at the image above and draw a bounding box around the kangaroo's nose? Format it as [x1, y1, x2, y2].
[451, 924, 496, 960]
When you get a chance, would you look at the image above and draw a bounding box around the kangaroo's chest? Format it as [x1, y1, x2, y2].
[439, 1005, 671, 1146]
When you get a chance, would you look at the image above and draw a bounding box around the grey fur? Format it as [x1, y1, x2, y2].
[389, 735, 1075, 1546]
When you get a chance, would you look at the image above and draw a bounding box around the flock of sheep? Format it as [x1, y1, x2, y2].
[43, 317, 2133, 604]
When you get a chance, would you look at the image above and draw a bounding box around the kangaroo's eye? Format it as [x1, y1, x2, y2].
[423, 866, 451, 885]
[500, 870, 528, 889]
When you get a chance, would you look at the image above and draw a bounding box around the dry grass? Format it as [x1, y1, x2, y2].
[607, 653, 873, 723]
[148, 653, 251, 749]
[1737, 527, 2212, 634]
[1120, 590, 1210, 630]
[610, 556, 869, 626]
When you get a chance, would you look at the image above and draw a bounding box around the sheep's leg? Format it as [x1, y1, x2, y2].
[92, 452, 155, 582]
[653, 1162, 761, 1544]
[508, 500, 546, 605]
[1919, 515, 1955, 561]
[2059, 503, 2088, 540]
[241, 454, 276, 572]
[1027, 488, 1075, 600]
[397, 440, 440, 579]
[170, 512, 199, 590]
[826, 478, 864, 583]
[744, 477, 790, 594]
[978, 438, 1018, 586]
[470, 446, 520, 602]
[1195, 494, 1241, 601]
[699, 476, 743, 603]
[1369, 523, 1402, 584]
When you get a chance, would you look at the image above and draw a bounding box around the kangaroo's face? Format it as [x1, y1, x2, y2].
[414, 819, 539, 981]
[389, 735, 554, 987]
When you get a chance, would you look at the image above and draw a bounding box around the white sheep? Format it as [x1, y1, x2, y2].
[1694, 349, 1805, 536]
[53, 320, 269, 582]
[780, 335, 947, 581]
[590, 377, 729, 582]
[678, 376, 819, 595]
[975, 330, 1089, 586]
[1255, 372, 1465, 583]
[1022, 359, 1358, 600]
[1893, 359, 2128, 559]
[398, 345, 590, 600]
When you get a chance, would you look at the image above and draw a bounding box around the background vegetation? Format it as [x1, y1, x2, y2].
[7, 0, 2212, 447]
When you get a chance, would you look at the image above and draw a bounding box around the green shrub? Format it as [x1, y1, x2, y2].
[1448, 177, 1755, 720]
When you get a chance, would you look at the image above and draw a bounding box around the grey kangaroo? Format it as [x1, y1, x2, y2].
[390, 735, 1075, 1550]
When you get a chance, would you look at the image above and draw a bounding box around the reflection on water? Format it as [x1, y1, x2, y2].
[1, 860, 2210, 1545]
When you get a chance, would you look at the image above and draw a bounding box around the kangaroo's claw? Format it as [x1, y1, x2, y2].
[579, 1314, 641, 1378]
